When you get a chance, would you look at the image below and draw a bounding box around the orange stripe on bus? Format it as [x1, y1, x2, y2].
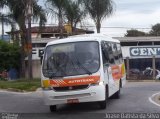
[111, 65, 122, 80]
[49, 76, 100, 87]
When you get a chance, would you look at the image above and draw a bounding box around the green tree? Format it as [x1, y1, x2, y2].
[82, 0, 114, 33]
[125, 29, 146, 37]
[0, 13, 16, 41]
[0, 0, 46, 78]
[46, 0, 67, 38]
[0, 0, 6, 8]
[149, 23, 160, 36]
[63, 0, 86, 34]
[0, 40, 20, 72]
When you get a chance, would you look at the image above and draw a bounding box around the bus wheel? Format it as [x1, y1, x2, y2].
[111, 81, 121, 99]
[99, 86, 108, 109]
[112, 89, 120, 99]
[50, 105, 57, 112]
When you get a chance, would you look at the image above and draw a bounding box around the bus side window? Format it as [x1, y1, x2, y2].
[101, 41, 109, 66]
[112, 43, 119, 61]
[116, 43, 123, 63]
[108, 42, 115, 64]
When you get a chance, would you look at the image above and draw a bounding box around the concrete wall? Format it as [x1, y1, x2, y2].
[26, 60, 41, 79]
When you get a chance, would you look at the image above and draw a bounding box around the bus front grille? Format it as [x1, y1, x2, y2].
[53, 85, 89, 92]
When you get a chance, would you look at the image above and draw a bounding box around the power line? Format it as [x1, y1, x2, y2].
[30, 23, 152, 29]
[100, 26, 151, 29]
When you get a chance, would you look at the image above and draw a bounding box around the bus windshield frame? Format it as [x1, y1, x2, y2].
[42, 41, 100, 78]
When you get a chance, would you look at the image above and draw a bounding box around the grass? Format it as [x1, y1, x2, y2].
[0, 79, 41, 92]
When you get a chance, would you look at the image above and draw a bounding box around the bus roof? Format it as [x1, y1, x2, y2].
[46, 34, 120, 46]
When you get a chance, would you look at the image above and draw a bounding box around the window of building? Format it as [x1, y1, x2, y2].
[154, 41, 160, 45]
[138, 42, 153, 46]
[41, 34, 54, 38]
[32, 43, 46, 48]
[121, 42, 138, 46]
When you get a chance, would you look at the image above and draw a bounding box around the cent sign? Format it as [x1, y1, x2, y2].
[130, 47, 160, 56]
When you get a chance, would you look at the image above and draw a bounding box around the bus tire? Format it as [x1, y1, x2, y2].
[50, 105, 57, 112]
[99, 85, 108, 109]
[113, 89, 120, 99]
[112, 80, 121, 99]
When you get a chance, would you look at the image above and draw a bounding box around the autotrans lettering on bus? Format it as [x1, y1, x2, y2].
[41, 34, 126, 112]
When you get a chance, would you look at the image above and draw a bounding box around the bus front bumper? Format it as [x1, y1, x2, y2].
[42, 85, 105, 106]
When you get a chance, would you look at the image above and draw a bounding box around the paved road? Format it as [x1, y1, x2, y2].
[0, 82, 160, 118]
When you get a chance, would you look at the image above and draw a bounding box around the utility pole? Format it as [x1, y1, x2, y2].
[26, 0, 33, 79]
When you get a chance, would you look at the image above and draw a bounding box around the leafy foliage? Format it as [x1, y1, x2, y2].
[150, 23, 160, 36]
[0, 40, 20, 72]
[82, 0, 114, 33]
[46, 0, 68, 38]
[0, 0, 47, 78]
[63, 0, 86, 34]
[125, 29, 146, 37]
[125, 23, 160, 37]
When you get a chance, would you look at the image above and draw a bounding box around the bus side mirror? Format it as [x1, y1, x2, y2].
[39, 49, 44, 65]
[40, 56, 43, 64]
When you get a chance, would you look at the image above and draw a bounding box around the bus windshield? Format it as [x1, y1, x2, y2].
[42, 41, 100, 78]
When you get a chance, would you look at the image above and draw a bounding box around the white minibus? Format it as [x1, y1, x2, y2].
[41, 34, 126, 112]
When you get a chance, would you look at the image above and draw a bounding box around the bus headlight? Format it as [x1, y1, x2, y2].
[90, 81, 104, 86]
[99, 81, 104, 85]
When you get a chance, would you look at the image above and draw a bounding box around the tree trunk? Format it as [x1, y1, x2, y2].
[19, 24, 27, 78]
[1, 15, 4, 40]
[96, 20, 101, 33]
[20, 38, 26, 78]
[71, 21, 75, 35]
[59, 10, 63, 39]
[27, 14, 33, 79]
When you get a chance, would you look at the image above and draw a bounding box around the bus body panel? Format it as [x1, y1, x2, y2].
[43, 84, 105, 105]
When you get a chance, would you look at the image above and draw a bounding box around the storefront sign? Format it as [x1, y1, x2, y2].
[130, 47, 160, 56]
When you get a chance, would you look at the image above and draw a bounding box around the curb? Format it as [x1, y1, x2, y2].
[0, 88, 42, 93]
[127, 80, 160, 82]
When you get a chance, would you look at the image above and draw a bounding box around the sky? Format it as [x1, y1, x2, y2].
[1, 0, 160, 37]
[100, 0, 160, 36]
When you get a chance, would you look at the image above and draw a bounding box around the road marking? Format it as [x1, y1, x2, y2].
[149, 92, 160, 107]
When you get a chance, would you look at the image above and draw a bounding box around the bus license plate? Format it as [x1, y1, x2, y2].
[67, 99, 79, 104]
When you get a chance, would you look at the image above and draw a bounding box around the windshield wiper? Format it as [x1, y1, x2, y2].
[43, 68, 65, 79]
[49, 73, 64, 79]
[74, 54, 92, 75]
[46, 54, 67, 79]
[49, 67, 67, 79]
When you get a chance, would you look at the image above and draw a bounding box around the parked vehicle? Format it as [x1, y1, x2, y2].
[156, 74, 160, 80]
[143, 67, 160, 79]
[129, 68, 141, 75]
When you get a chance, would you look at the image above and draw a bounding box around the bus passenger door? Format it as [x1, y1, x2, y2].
[107, 66, 116, 97]
[101, 41, 115, 97]
[103, 64, 114, 97]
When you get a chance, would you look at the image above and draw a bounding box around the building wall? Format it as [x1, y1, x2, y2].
[31, 33, 41, 38]
[30, 37, 160, 78]
[25, 60, 41, 79]
[32, 60, 41, 78]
